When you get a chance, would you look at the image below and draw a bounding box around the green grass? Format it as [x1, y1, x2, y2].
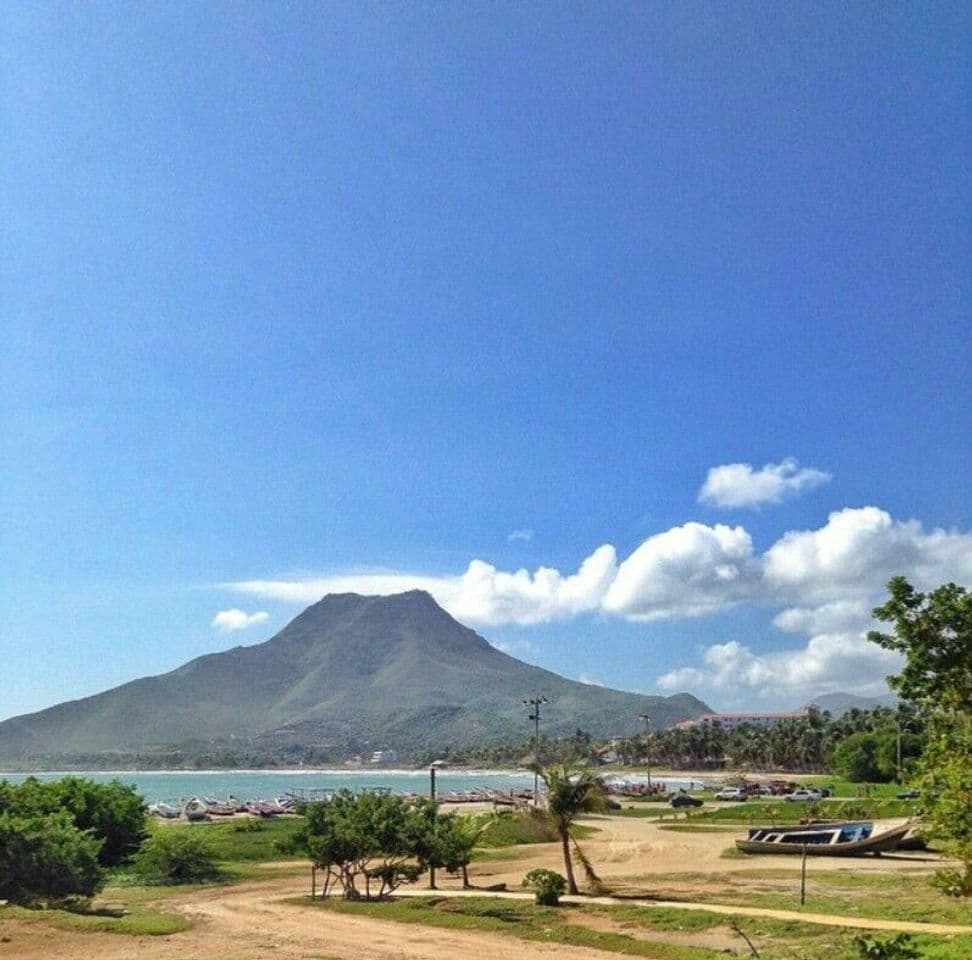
[686, 798, 919, 824]
[150, 815, 306, 862]
[470, 810, 596, 847]
[294, 893, 972, 960]
[657, 823, 739, 833]
[0, 902, 188, 936]
[620, 868, 972, 927]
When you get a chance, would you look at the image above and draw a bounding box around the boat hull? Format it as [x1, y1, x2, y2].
[736, 823, 910, 856]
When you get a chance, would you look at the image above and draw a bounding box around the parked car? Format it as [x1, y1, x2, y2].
[784, 788, 823, 802]
[714, 787, 748, 801]
[669, 793, 704, 808]
[896, 788, 920, 800]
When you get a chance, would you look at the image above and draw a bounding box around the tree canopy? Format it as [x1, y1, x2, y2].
[868, 577, 972, 896]
[868, 576, 972, 710]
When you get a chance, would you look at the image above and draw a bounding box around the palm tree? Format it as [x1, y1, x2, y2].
[538, 764, 609, 895]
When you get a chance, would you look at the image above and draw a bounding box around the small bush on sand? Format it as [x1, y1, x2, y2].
[522, 868, 567, 906]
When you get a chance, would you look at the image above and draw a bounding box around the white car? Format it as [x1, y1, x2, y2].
[714, 787, 748, 801]
[784, 788, 823, 802]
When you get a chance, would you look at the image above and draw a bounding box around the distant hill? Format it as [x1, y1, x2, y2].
[0, 591, 710, 767]
[805, 691, 898, 717]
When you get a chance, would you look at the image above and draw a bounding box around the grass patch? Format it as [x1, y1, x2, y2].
[689, 798, 919, 824]
[149, 815, 306, 862]
[625, 868, 972, 927]
[657, 824, 739, 834]
[295, 893, 972, 960]
[0, 901, 188, 936]
[471, 809, 595, 847]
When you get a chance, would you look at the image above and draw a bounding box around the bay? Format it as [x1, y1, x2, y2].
[0, 769, 717, 804]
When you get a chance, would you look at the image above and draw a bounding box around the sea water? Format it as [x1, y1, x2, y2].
[0, 768, 718, 803]
[0, 768, 534, 803]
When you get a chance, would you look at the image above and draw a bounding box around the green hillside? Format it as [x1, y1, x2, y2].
[0, 591, 709, 766]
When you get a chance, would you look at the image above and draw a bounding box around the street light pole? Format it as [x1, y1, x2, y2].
[523, 696, 549, 805]
[429, 760, 444, 889]
[639, 713, 652, 789]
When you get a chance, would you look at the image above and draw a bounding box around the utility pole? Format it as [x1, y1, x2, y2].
[524, 696, 549, 805]
[639, 713, 652, 789]
[429, 760, 444, 889]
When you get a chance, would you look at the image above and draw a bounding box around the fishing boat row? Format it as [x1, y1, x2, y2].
[736, 819, 915, 856]
[148, 795, 296, 821]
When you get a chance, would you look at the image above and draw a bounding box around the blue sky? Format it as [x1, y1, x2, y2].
[2, 2, 970, 722]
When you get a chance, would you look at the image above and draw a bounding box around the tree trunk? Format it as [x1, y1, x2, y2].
[461, 863, 470, 889]
[561, 829, 578, 895]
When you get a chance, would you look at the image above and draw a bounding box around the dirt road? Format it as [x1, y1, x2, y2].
[0, 813, 958, 960]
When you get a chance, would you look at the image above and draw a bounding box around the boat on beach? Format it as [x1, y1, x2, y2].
[736, 820, 912, 856]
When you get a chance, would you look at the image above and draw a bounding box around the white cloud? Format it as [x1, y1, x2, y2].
[211, 608, 270, 632]
[226, 508, 972, 631]
[658, 631, 903, 703]
[223, 505, 972, 699]
[226, 545, 617, 628]
[762, 506, 972, 604]
[508, 528, 535, 542]
[772, 600, 873, 635]
[577, 673, 606, 687]
[492, 638, 533, 655]
[226, 573, 453, 605]
[603, 522, 757, 620]
[698, 458, 831, 508]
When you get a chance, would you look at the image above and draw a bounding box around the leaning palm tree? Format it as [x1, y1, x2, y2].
[538, 764, 610, 895]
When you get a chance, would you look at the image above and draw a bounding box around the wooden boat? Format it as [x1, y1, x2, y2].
[736, 820, 911, 856]
[148, 802, 181, 819]
[184, 797, 211, 822]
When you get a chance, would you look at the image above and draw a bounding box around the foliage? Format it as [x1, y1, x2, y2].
[420, 808, 493, 888]
[522, 867, 567, 905]
[869, 577, 972, 710]
[831, 731, 902, 782]
[292, 790, 429, 899]
[539, 764, 610, 895]
[133, 829, 224, 884]
[919, 710, 972, 896]
[0, 810, 103, 905]
[472, 808, 560, 847]
[0, 776, 147, 866]
[869, 578, 972, 896]
[854, 933, 920, 960]
[173, 815, 305, 862]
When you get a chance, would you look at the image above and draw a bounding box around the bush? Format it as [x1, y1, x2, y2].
[0, 777, 147, 866]
[0, 811, 103, 905]
[522, 868, 567, 905]
[854, 933, 920, 960]
[133, 829, 223, 884]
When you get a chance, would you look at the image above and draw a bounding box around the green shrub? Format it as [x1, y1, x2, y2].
[854, 933, 920, 960]
[133, 829, 223, 884]
[0, 776, 147, 866]
[0, 811, 103, 905]
[522, 868, 567, 905]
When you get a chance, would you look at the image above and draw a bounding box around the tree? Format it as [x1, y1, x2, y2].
[0, 777, 147, 867]
[133, 829, 223, 884]
[869, 577, 972, 895]
[292, 791, 425, 900]
[0, 811, 103, 905]
[868, 577, 972, 710]
[424, 811, 489, 889]
[538, 765, 609, 895]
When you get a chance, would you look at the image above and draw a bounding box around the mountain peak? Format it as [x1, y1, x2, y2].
[0, 590, 712, 765]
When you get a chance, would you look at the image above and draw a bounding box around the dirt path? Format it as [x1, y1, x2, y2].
[0, 814, 960, 960]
